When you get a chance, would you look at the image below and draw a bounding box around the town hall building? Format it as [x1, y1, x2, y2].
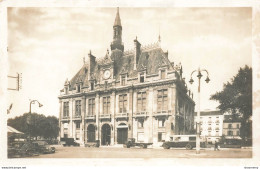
[58, 8, 195, 147]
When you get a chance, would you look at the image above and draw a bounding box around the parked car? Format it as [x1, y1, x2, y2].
[162, 135, 206, 150]
[124, 138, 153, 148]
[32, 141, 55, 154]
[18, 142, 39, 157]
[60, 138, 80, 147]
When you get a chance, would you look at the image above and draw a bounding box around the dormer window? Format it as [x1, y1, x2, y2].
[161, 70, 166, 79]
[91, 82, 94, 91]
[140, 73, 144, 83]
[77, 84, 81, 93]
[121, 75, 126, 86]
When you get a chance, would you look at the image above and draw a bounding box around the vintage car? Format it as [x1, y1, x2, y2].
[32, 141, 55, 154]
[162, 135, 206, 150]
[124, 138, 153, 148]
[18, 142, 39, 157]
[60, 138, 80, 147]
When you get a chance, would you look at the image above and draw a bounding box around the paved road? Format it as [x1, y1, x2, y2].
[30, 146, 252, 158]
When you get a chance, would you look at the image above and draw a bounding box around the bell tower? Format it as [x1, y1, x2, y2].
[110, 7, 124, 52]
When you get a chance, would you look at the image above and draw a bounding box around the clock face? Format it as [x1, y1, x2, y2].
[103, 70, 111, 79]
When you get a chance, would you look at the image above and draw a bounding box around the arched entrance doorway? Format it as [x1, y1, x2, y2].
[117, 123, 128, 144]
[101, 124, 111, 145]
[87, 124, 96, 142]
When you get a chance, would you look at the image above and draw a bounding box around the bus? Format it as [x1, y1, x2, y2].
[162, 135, 206, 149]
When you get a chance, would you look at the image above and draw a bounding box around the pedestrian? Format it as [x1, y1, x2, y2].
[214, 141, 220, 151]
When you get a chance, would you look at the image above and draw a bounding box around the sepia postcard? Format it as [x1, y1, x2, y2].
[0, 0, 260, 168]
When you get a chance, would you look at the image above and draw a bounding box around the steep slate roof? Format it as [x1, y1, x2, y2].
[67, 45, 174, 90]
[137, 48, 173, 74]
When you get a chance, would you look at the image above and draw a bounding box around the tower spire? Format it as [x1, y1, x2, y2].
[111, 7, 124, 52]
[114, 7, 121, 27]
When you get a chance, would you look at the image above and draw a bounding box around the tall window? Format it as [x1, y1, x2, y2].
[76, 121, 80, 129]
[63, 102, 69, 117]
[236, 124, 240, 128]
[105, 81, 108, 90]
[228, 124, 232, 129]
[88, 98, 95, 115]
[137, 92, 146, 112]
[158, 119, 165, 128]
[161, 70, 166, 79]
[103, 96, 110, 114]
[121, 76, 126, 86]
[75, 100, 81, 116]
[77, 84, 81, 93]
[90, 82, 94, 91]
[157, 89, 168, 111]
[228, 131, 233, 136]
[140, 74, 144, 83]
[119, 94, 127, 113]
[138, 119, 144, 128]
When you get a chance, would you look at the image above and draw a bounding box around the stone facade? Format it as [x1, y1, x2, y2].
[58, 8, 195, 147]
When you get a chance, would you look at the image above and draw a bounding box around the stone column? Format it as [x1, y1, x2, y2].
[82, 96, 86, 144]
[111, 91, 116, 145]
[132, 91, 137, 140]
[69, 98, 73, 138]
[129, 88, 133, 139]
[59, 100, 62, 140]
[85, 98, 89, 142]
[148, 87, 155, 143]
[114, 94, 119, 144]
[153, 89, 158, 144]
[95, 93, 100, 140]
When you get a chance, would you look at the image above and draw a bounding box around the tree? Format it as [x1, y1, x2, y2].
[210, 65, 252, 140]
[8, 113, 59, 140]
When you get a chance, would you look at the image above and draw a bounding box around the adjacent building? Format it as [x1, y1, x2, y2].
[194, 110, 243, 145]
[222, 115, 241, 139]
[194, 110, 224, 144]
[58, 8, 195, 146]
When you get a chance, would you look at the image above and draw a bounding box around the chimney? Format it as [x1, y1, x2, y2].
[88, 50, 96, 80]
[134, 37, 141, 70]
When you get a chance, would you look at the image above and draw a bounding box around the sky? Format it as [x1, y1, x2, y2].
[7, 7, 252, 118]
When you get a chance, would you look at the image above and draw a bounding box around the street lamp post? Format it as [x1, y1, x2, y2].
[28, 100, 43, 142]
[189, 68, 210, 154]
